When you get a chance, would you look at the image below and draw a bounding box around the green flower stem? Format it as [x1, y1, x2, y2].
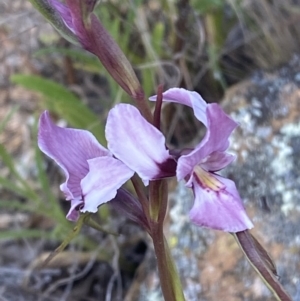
[149, 180, 185, 301]
[41, 213, 88, 268]
[149, 180, 168, 223]
[151, 224, 186, 301]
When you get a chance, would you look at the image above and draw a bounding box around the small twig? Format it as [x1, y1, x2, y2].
[39, 247, 99, 301]
[153, 84, 164, 131]
[105, 236, 122, 301]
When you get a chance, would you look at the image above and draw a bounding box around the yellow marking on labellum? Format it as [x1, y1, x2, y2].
[194, 166, 224, 191]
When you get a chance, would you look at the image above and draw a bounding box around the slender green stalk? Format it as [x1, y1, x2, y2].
[151, 225, 185, 301]
[149, 180, 185, 301]
[149, 180, 168, 223]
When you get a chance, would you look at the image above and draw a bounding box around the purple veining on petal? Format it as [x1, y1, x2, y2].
[38, 111, 110, 199]
[38, 111, 137, 222]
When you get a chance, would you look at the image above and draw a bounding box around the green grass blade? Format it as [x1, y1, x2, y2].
[0, 105, 19, 135]
[11, 74, 106, 145]
[0, 229, 50, 240]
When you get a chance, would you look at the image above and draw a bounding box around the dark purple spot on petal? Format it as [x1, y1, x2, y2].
[157, 158, 177, 178]
[75, 202, 84, 211]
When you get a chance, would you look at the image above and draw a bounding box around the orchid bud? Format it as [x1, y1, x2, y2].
[29, 0, 78, 44]
[31, 0, 143, 99]
[66, 0, 143, 99]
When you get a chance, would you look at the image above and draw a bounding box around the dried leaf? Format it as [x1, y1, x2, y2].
[234, 230, 292, 301]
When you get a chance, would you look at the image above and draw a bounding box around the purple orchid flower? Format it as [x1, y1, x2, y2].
[38, 111, 134, 221]
[149, 88, 253, 232]
[105, 103, 177, 184]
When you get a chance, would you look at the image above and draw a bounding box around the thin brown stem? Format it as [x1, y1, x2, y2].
[153, 84, 164, 130]
[134, 92, 153, 124]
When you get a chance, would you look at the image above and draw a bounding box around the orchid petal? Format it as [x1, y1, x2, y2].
[189, 175, 253, 232]
[106, 104, 176, 182]
[177, 104, 237, 180]
[149, 88, 208, 126]
[205, 104, 238, 152]
[80, 157, 134, 213]
[38, 111, 109, 199]
[66, 198, 83, 221]
[201, 152, 236, 171]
